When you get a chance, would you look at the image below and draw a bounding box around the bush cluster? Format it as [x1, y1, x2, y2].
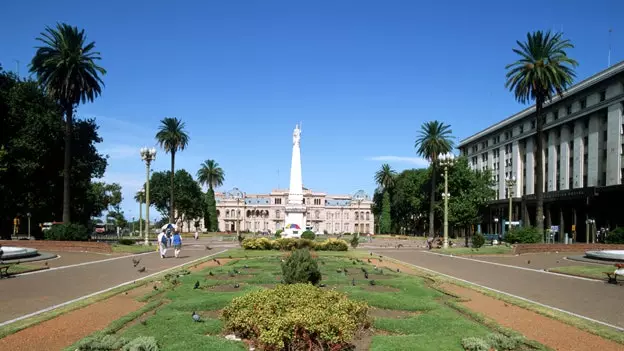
[504, 227, 542, 244]
[44, 223, 89, 241]
[471, 232, 485, 248]
[241, 237, 349, 251]
[350, 234, 360, 249]
[461, 333, 524, 351]
[118, 238, 135, 245]
[606, 227, 624, 244]
[75, 334, 159, 351]
[281, 248, 322, 285]
[301, 230, 316, 240]
[222, 283, 370, 350]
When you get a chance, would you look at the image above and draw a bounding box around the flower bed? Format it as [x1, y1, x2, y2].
[241, 237, 349, 251]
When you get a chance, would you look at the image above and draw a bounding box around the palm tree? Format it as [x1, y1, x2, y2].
[374, 164, 396, 190]
[155, 117, 189, 222]
[415, 121, 454, 237]
[29, 23, 106, 223]
[505, 31, 577, 236]
[197, 160, 225, 190]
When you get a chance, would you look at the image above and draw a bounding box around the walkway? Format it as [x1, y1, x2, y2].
[0, 240, 233, 325]
[376, 248, 624, 330]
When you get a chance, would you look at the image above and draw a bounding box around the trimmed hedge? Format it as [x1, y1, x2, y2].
[222, 283, 370, 350]
[44, 223, 89, 241]
[242, 237, 349, 251]
[301, 230, 316, 240]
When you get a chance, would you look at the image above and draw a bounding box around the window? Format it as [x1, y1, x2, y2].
[355, 212, 359, 220]
[555, 109, 561, 120]
[315, 210, 320, 219]
[600, 90, 606, 102]
[345, 213, 349, 220]
[580, 98, 587, 109]
[313, 198, 321, 205]
[567, 105, 572, 115]
[366, 212, 370, 220]
[302, 198, 305, 204]
[531, 119, 536, 129]
[519, 125, 524, 134]
[274, 198, 282, 205]
[276, 210, 281, 218]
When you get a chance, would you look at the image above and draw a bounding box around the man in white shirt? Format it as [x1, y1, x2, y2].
[157, 229, 168, 258]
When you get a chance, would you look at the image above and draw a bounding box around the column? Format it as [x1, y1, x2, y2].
[559, 208, 565, 243]
[547, 129, 557, 192]
[573, 119, 584, 188]
[559, 124, 571, 190]
[606, 100, 623, 185]
[525, 138, 535, 195]
[487, 149, 495, 171]
[587, 114, 600, 187]
[499, 146, 506, 200]
[512, 140, 522, 195]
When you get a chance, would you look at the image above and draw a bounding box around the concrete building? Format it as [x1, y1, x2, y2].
[214, 188, 375, 234]
[458, 61, 624, 242]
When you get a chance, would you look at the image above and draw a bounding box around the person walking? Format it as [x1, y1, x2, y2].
[172, 230, 183, 258]
[194, 229, 199, 240]
[157, 229, 168, 258]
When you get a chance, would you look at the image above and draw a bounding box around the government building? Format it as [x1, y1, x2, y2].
[458, 61, 624, 242]
[212, 187, 375, 234]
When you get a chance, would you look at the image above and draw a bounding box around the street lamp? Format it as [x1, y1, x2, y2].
[138, 188, 145, 239]
[140, 147, 156, 245]
[439, 152, 455, 249]
[27, 212, 31, 239]
[494, 217, 499, 235]
[505, 175, 517, 233]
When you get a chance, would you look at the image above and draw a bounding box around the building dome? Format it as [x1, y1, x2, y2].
[352, 190, 369, 201]
[225, 187, 244, 199]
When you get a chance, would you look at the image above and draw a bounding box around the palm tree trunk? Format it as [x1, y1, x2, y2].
[534, 98, 545, 240]
[428, 166, 436, 237]
[62, 106, 73, 224]
[170, 151, 175, 223]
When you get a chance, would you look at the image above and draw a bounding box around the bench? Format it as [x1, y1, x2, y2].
[0, 265, 10, 279]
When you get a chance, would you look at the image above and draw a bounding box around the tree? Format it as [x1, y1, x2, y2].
[374, 164, 395, 234]
[374, 164, 396, 189]
[391, 169, 429, 234]
[379, 191, 392, 234]
[197, 159, 225, 232]
[147, 169, 203, 225]
[155, 117, 189, 223]
[505, 31, 577, 236]
[415, 121, 454, 237]
[29, 23, 106, 224]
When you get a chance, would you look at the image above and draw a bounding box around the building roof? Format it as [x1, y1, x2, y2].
[458, 60, 624, 148]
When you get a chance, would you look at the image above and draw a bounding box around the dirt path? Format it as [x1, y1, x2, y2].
[441, 283, 623, 351]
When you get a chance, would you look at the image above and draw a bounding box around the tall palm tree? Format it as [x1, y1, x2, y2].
[505, 31, 577, 236]
[29, 23, 106, 223]
[374, 164, 396, 190]
[415, 121, 454, 237]
[155, 117, 189, 222]
[197, 160, 225, 190]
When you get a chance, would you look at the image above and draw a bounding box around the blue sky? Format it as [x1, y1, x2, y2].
[1, 0, 622, 220]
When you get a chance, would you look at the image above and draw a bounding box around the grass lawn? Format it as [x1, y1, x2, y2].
[433, 245, 513, 255]
[3, 263, 47, 274]
[110, 243, 155, 254]
[68, 250, 541, 351]
[548, 265, 613, 280]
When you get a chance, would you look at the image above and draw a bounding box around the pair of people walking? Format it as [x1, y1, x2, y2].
[157, 228, 183, 258]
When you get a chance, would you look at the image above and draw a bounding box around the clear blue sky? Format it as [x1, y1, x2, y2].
[1, 0, 622, 220]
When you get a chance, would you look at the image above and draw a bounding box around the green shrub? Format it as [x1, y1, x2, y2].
[295, 238, 316, 250]
[222, 283, 370, 350]
[606, 227, 624, 244]
[274, 231, 282, 239]
[241, 237, 273, 250]
[315, 238, 349, 251]
[74, 334, 158, 351]
[281, 248, 322, 285]
[44, 223, 89, 241]
[485, 333, 523, 350]
[350, 234, 360, 249]
[461, 337, 489, 351]
[472, 232, 485, 248]
[504, 226, 542, 244]
[118, 238, 135, 246]
[301, 230, 316, 240]
[241, 238, 349, 251]
[343, 232, 351, 236]
[272, 238, 297, 250]
[121, 336, 159, 351]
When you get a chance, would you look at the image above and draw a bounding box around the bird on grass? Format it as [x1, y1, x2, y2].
[320, 260, 325, 265]
[364, 271, 369, 279]
[361, 267, 367, 273]
[379, 255, 383, 259]
[140, 319, 148, 326]
[527, 260, 531, 265]
[234, 269, 241, 274]
[205, 245, 212, 250]
[370, 252, 373, 256]
[153, 285, 158, 291]
[369, 280, 376, 286]
[352, 260, 356, 265]
[208, 271, 214, 276]
[336, 269, 343, 274]
[244, 264, 249, 269]
[379, 269, 384, 275]
[319, 283, 326, 287]
[132, 258, 141, 267]
[194, 281, 200, 289]
[396, 268, 400, 273]
[234, 283, 240, 289]
[228, 271, 235, 277]
[343, 268, 348, 274]
[215, 259, 221, 265]
[192, 311, 201, 322]
[367, 258, 372, 263]
[228, 255, 232, 259]
[379, 258, 383, 262]
[137, 267, 146, 273]
[351, 278, 356, 286]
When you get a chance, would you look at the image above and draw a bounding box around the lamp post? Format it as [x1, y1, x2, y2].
[138, 188, 144, 239]
[494, 217, 499, 235]
[505, 176, 516, 233]
[27, 212, 31, 239]
[140, 147, 156, 245]
[439, 152, 455, 249]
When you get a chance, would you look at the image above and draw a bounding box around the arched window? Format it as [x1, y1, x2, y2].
[246, 210, 251, 217]
[216, 210, 220, 217]
[360, 211, 364, 219]
[366, 212, 370, 220]
[315, 210, 320, 219]
[226, 210, 230, 218]
[355, 212, 359, 220]
[237, 210, 241, 218]
[276, 210, 281, 218]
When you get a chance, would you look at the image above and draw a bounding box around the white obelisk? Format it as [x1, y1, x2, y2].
[284, 123, 306, 236]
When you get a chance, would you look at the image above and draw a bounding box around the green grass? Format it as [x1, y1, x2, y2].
[67, 251, 544, 351]
[548, 265, 611, 280]
[434, 245, 513, 255]
[111, 243, 155, 254]
[0, 263, 48, 275]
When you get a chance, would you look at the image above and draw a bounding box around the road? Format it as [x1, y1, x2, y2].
[376, 248, 624, 330]
[0, 240, 234, 325]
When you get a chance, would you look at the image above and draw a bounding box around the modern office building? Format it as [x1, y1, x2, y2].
[458, 61, 624, 242]
[213, 187, 374, 234]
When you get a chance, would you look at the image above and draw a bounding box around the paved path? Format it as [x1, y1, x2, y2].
[375, 248, 624, 330]
[0, 240, 234, 325]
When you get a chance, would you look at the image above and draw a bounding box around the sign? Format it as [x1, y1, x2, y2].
[550, 225, 559, 232]
[571, 224, 576, 232]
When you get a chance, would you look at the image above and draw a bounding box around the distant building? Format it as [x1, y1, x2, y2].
[212, 187, 374, 234]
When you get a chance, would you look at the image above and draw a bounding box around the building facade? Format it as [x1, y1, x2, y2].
[213, 187, 375, 234]
[458, 61, 624, 242]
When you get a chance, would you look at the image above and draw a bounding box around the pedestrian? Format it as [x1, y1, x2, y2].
[194, 229, 199, 240]
[172, 230, 182, 258]
[157, 229, 168, 258]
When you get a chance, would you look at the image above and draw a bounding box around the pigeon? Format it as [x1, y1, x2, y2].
[205, 245, 212, 250]
[140, 319, 148, 326]
[132, 258, 141, 267]
[364, 272, 369, 279]
[361, 267, 367, 273]
[194, 281, 200, 289]
[44, 262, 48, 266]
[370, 252, 373, 256]
[369, 280, 376, 286]
[396, 268, 400, 273]
[192, 311, 201, 322]
[137, 267, 146, 273]
[336, 269, 343, 274]
[351, 278, 356, 286]
[319, 283, 326, 287]
[379, 259, 383, 262]
[343, 268, 348, 273]
[379, 255, 383, 259]
[216, 259, 221, 265]
[153, 285, 158, 291]
[234, 283, 240, 288]
[379, 269, 384, 275]
[367, 258, 372, 263]
[352, 260, 357, 265]
[208, 271, 214, 276]
[527, 260, 531, 265]
[244, 265, 249, 269]
[228, 255, 232, 259]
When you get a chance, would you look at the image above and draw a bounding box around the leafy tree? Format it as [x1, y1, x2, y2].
[374, 164, 396, 189]
[197, 159, 225, 232]
[29, 23, 106, 224]
[155, 117, 189, 222]
[379, 191, 392, 234]
[148, 169, 203, 225]
[391, 169, 429, 234]
[505, 31, 577, 236]
[415, 121, 454, 236]
[374, 164, 395, 234]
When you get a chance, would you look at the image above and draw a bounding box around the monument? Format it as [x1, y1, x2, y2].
[283, 123, 307, 237]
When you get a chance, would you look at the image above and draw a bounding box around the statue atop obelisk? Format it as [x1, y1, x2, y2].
[284, 123, 306, 236]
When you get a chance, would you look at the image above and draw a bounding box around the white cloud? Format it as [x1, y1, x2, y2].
[368, 156, 430, 167]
